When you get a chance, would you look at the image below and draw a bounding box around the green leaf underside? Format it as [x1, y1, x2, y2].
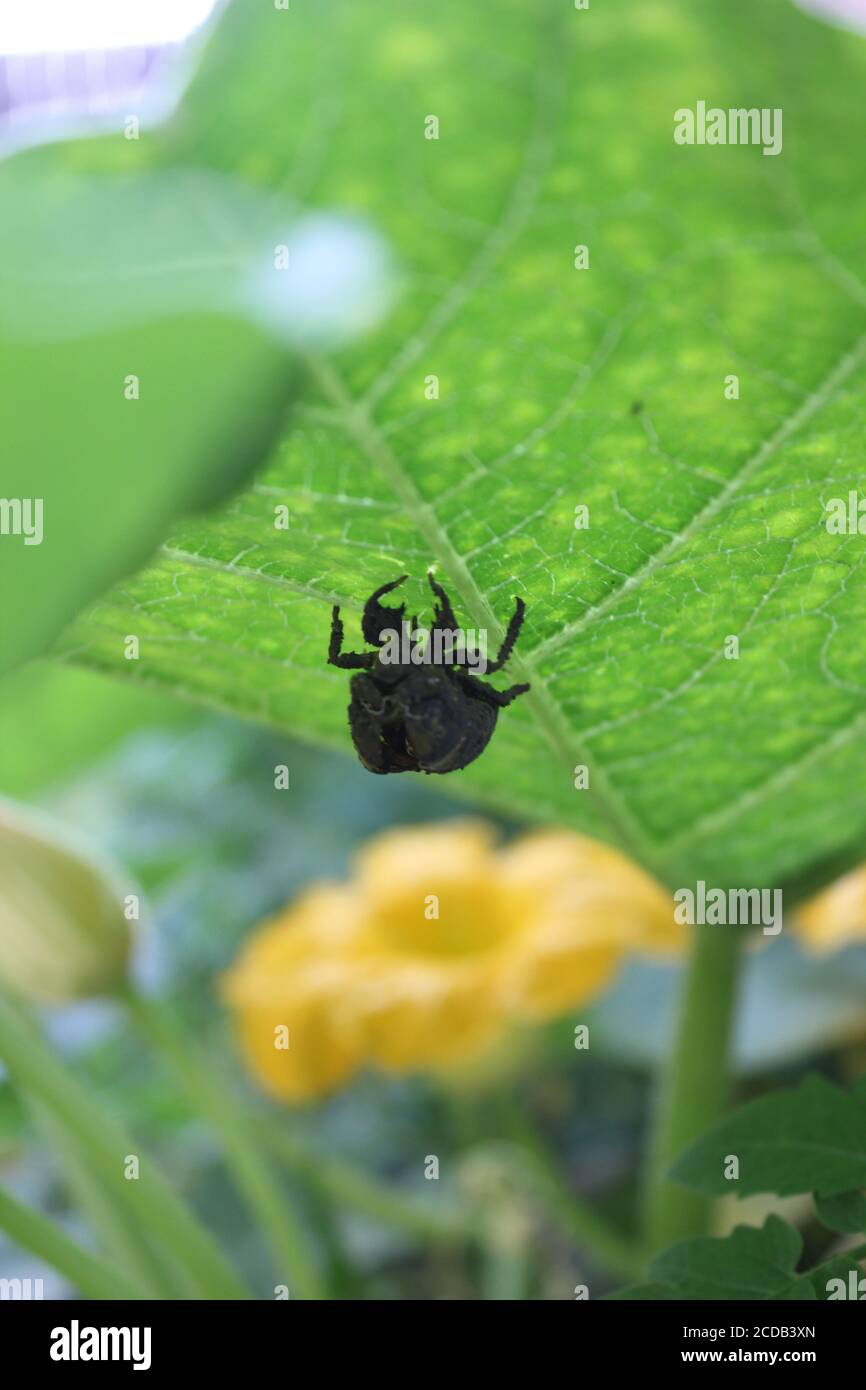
[672, 1074, 866, 1198]
[611, 1215, 866, 1300]
[59, 0, 866, 889]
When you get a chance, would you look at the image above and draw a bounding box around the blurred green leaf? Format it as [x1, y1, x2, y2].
[610, 1281, 683, 1301]
[58, 0, 866, 891]
[0, 3, 388, 676]
[802, 1246, 866, 1299]
[612, 1216, 866, 1300]
[671, 1074, 866, 1198]
[650, 1216, 812, 1300]
[611, 1216, 815, 1300]
[816, 1187, 866, 1234]
[0, 665, 190, 798]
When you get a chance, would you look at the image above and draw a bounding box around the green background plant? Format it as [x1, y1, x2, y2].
[615, 1074, 866, 1298]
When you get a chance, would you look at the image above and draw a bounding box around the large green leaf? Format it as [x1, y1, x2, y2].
[57, 0, 866, 890]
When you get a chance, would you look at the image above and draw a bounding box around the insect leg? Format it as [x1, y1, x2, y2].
[487, 596, 527, 672]
[328, 605, 375, 669]
[427, 570, 459, 629]
[457, 672, 530, 707]
[362, 575, 408, 645]
[494, 681, 531, 706]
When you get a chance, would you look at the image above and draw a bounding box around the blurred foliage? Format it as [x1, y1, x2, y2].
[612, 1213, 866, 1301]
[0, 664, 864, 1296]
[0, 666, 644, 1294]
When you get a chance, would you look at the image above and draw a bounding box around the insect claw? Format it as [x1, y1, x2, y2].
[362, 574, 408, 645]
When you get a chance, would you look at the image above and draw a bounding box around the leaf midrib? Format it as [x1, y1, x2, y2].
[308, 352, 661, 871]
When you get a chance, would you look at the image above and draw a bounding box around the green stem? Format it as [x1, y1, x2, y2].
[260, 1116, 476, 1245]
[481, 1238, 529, 1301]
[123, 989, 325, 1301]
[644, 924, 743, 1255]
[29, 1101, 183, 1300]
[498, 1098, 646, 1283]
[521, 1141, 646, 1283]
[0, 1184, 146, 1301]
[0, 990, 248, 1299]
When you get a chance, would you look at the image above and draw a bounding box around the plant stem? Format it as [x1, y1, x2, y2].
[0, 989, 248, 1299]
[498, 1096, 646, 1283]
[30, 1100, 183, 1299]
[260, 1116, 477, 1245]
[519, 1137, 647, 1282]
[644, 924, 743, 1255]
[0, 1184, 147, 1301]
[123, 989, 325, 1300]
[481, 1238, 529, 1301]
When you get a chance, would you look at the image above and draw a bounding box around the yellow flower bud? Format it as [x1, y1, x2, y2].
[0, 799, 133, 1002]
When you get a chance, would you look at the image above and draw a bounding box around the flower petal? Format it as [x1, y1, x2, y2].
[347, 956, 503, 1069]
[501, 916, 624, 1021]
[354, 819, 514, 956]
[498, 830, 681, 955]
[794, 865, 866, 953]
[220, 886, 363, 1101]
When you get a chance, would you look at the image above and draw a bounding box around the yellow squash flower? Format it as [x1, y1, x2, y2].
[222, 820, 680, 1102]
[794, 866, 866, 953]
